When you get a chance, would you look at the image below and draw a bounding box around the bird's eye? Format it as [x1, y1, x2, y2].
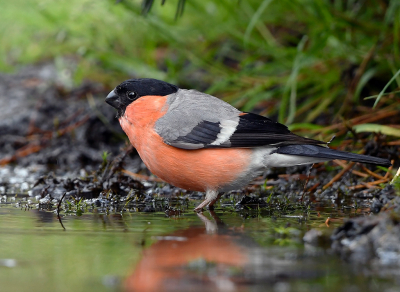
[126, 91, 138, 100]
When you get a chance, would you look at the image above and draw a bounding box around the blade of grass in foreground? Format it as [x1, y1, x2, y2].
[279, 35, 308, 124]
[372, 68, 400, 108]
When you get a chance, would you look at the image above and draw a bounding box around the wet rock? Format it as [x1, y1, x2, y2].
[303, 229, 331, 247]
[331, 210, 400, 265]
[370, 198, 383, 214]
[381, 196, 400, 213]
[144, 194, 154, 202]
[368, 185, 397, 213]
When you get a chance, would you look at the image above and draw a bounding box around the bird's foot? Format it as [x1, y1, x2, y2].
[194, 195, 220, 213]
[194, 200, 210, 213]
[194, 190, 221, 212]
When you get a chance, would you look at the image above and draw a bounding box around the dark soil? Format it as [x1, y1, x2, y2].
[0, 63, 124, 169]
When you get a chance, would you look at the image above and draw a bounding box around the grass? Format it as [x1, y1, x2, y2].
[1, 0, 399, 131]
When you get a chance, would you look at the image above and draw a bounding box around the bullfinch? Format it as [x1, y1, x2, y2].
[106, 78, 391, 211]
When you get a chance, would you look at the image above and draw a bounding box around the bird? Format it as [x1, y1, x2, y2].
[105, 78, 391, 212]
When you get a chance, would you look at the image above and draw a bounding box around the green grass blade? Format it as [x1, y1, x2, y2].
[353, 123, 400, 137]
[282, 35, 308, 125]
[373, 68, 400, 108]
[244, 0, 274, 46]
[364, 90, 400, 100]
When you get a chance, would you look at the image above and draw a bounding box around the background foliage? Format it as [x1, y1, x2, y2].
[1, 0, 399, 129]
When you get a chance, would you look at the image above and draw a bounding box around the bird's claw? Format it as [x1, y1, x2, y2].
[194, 199, 211, 213]
[194, 201, 217, 213]
[194, 207, 203, 213]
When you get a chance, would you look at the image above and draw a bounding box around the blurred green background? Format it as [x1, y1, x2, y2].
[1, 0, 399, 126]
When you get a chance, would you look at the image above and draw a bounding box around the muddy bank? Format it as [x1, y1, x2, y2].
[0, 63, 127, 170]
[0, 63, 146, 195]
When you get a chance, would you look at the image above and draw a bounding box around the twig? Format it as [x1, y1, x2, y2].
[325, 217, 330, 227]
[315, 107, 399, 135]
[57, 192, 67, 231]
[361, 166, 385, 180]
[121, 169, 165, 183]
[0, 115, 90, 166]
[385, 140, 400, 146]
[349, 179, 389, 190]
[0, 143, 43, 166]
[307, 182, 320, 193]
[101, 145, 134, 184]
[58, 110, 84, 128]
[323, 162, 355, 189]
[383, 161, 394, 179]
[324, 217, 344, 227]
[278, 174, 315, 180]
[300, 163, 314, 203]
[334, 160, 368, 177]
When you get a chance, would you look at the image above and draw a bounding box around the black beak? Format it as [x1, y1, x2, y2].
[105, 90, 120, 109]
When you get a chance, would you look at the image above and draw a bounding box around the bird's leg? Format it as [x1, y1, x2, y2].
[194, 190, 221, 212]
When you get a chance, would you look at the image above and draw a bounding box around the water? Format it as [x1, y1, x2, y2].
[0, 199, 399, 292]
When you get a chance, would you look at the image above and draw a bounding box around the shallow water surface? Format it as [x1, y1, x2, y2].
[0, 202, 398, 292]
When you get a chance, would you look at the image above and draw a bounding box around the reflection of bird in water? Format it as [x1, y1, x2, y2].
[125, 211, 248, 292]
[124, 211, 322, 292]
[196, 210, 224, 234]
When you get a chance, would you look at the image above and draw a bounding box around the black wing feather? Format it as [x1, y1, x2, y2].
[235, 112, 290, 134]
[225, 113, 324, 148]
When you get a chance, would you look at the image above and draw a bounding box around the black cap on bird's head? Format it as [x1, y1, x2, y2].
[105, 78, 179, 118]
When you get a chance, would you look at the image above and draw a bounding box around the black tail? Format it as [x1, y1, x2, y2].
[276, 145, 391, 167]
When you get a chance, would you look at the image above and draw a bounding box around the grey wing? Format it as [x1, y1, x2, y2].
[154, 89, 241, 149]
[154, 89, 325, 150]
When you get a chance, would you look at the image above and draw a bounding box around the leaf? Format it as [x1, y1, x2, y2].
[353, 123, 400, 137]
[288, 123, 323, 131]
